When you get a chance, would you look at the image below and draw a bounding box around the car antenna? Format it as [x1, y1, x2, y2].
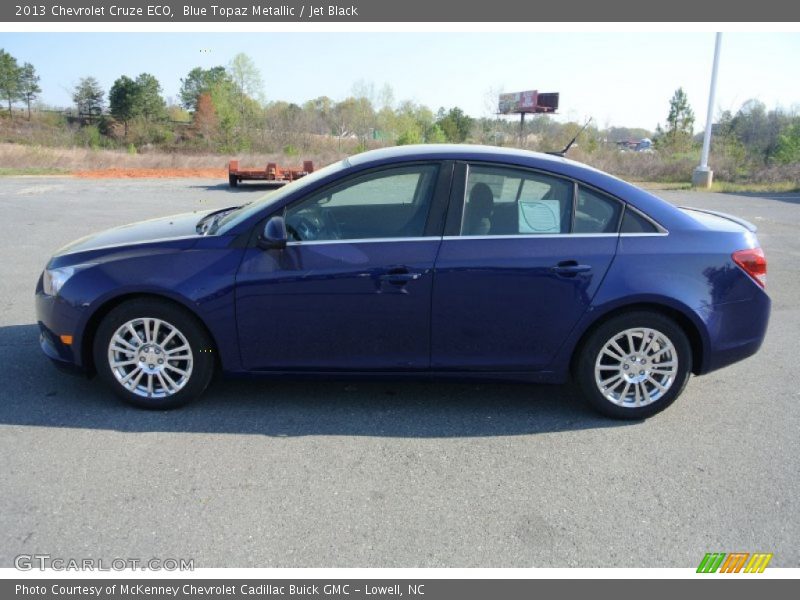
[546, 118, 593, 157]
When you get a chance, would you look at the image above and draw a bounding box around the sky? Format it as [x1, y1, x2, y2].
[3, 32, 799, 131]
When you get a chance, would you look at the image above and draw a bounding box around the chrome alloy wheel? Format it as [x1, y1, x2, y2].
[107, 317, 194, 399]
[593, 327, 678, 408]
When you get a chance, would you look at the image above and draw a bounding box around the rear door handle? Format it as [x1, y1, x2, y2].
[552, 260, 592, 276]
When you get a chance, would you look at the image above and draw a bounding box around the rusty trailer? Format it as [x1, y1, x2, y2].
[228, 160, 314, 188]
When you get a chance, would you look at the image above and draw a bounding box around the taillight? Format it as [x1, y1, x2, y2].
[732, 247, 767, 288]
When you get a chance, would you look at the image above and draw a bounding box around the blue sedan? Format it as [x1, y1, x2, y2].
[35, 145, 770, 418]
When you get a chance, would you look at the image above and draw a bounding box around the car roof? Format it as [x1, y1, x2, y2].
[348, 143, 577, 169]
[346, 143, 617, 186]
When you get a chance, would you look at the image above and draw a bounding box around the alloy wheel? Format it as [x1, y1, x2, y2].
[593, 327, 678, 408]
[107, 317, 194, 399]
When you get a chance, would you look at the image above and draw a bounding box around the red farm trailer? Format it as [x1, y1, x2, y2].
[228, 159, 315, 188]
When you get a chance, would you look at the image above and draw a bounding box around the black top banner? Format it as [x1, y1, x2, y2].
[3, 0, 800, 22]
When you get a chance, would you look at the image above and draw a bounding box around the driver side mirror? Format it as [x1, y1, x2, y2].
[258, 216, 288, 250]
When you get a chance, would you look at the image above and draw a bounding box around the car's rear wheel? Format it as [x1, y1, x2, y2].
[93, 298, 215, 409]
[576, 311, 692, 419]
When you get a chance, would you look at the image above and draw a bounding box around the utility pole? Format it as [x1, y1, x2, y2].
[693, 32, 722, 188]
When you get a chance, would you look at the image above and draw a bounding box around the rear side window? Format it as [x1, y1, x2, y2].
[574, 186, 623, 233]
[461, 165, 573, 236]
[621, 208, 660, 233]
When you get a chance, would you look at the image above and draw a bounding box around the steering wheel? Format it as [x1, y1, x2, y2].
[286, 212, 321, 241]
[319, 207, 342, 240]
[287, 207, 342, 241]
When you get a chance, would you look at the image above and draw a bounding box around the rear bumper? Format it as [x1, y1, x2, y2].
[699, 290, 771, 374]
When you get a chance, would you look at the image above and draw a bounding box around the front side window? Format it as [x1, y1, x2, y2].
[461, 165, 573, 236]
[285, 164, 439, 242]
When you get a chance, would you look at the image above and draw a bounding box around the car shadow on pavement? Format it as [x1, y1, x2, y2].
[2, 324, 634, 437]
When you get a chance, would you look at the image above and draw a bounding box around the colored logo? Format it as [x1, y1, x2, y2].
[697, 552, 773, 573]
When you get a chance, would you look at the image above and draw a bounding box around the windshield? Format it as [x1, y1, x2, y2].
[212, 159, 350, 234]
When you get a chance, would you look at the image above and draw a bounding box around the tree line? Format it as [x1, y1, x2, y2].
[2, 47, 799, 170]
[47, 52, 478, 154]
[0, 48, 42, 120]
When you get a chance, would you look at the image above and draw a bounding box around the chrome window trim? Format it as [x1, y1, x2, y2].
[286, 236, 437, 246]
[443, 233, 618, 241]
[619, 232, 669, 237]
[283, 231, 668, 246]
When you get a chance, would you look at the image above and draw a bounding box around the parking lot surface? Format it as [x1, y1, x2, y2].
[0, 177, 797, 567]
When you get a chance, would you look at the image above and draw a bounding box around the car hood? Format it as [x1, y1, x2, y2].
[53, 210, 217, 257]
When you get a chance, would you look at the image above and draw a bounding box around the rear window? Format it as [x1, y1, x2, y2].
[462, 165, 573, 236]
[574, 186, 623, 233]
[621, 209, 659, 233]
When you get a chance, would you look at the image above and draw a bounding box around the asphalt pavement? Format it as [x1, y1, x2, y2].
[0, 176, 797, 567]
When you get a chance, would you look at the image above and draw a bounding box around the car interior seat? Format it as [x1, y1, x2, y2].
[464, 183, 494, 235]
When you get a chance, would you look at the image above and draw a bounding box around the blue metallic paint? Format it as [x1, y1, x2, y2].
[35, 145, 770, 386]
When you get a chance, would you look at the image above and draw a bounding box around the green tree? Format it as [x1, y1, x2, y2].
[774, 121, 800, 165]
[72, 76, 104, 117]
[209, 78, 241, 151]
[656, 87, 695, 151]
[228, 53, 263, 126]
[109, 73, 166, 136]
[437, 107, 473, 143]
[108, 75, 138, 136]
[179, 66, 229, 110]
[302, 95, 335, 135]
[396, 129, 421, 145]
[134, 73, 166, 120]
[18, 62, 41, 120]
[425, 123, 447, 143]
[0, 49, 21, 119]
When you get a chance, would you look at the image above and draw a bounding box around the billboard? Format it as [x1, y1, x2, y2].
[498, 90, 559, 114]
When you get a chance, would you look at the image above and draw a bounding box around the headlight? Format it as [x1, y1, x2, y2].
[42, 264, 93, 296]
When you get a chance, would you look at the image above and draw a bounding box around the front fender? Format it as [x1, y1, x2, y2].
[53, 245, 243, 373]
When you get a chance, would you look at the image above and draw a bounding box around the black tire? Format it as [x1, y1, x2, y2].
[229, 174, 238, 187]
[93, 298, 215, 409]
[575, 310, 692, 419]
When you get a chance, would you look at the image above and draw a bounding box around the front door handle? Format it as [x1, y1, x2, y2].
[379, 268, 422, 285]
[552, 260, 592, 276]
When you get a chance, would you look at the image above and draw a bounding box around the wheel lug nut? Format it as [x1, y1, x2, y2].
[639, 370, 644, 375]
[158, 359, 164, 364]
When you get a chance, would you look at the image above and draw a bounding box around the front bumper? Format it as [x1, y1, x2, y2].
[38, 323, 88, 376]
[35, 282, 90, 374]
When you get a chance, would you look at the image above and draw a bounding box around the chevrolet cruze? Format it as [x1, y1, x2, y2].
[35, 145, 770, 418]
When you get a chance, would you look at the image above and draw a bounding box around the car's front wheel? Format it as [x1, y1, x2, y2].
[576, 311, 692, 419]
[93, 298, 215, 409]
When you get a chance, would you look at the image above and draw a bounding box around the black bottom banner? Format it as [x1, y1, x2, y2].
[3, 579, 795, 600]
